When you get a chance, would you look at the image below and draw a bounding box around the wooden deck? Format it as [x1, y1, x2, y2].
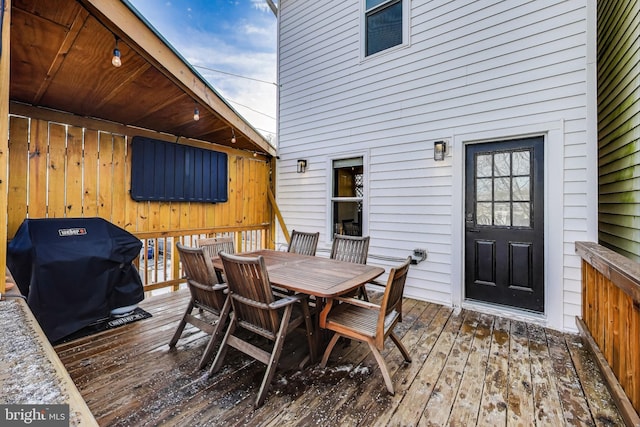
[54, 289, 624, 426]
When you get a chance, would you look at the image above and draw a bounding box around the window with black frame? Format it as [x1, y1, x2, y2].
[365, 0, 404, 56]
[332, 157, 364, 236]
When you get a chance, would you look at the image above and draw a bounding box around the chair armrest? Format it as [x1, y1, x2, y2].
[367, 279, 386, 287]
[269, 294, 307, 310]
[232, 294, 271, 310]
[189, 280, 227, 293]
[333, 296, 380, 310]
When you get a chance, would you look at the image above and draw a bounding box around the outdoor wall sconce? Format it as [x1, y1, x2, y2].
[434, 140, 447, 161]
[297, 159, 307, 173]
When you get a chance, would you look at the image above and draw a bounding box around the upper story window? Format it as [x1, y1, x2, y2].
[364, 0, 405, 57]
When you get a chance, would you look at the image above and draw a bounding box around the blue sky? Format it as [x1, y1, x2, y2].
[127, 0, 278, 143]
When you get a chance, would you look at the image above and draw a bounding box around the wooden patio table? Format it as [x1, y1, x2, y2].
[210, 249, 385, 299]
[211, 249, 385, 364]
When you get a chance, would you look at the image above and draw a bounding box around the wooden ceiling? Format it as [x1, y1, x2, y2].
[9, 0, 275, 155]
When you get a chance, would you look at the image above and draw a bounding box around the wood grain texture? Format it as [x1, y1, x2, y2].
[56, 291, 625, 426]
[578, 242, 640, 419]
[7, 116, 271, 238]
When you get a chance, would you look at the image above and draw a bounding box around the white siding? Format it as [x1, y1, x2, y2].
[277, 0, 597, 331]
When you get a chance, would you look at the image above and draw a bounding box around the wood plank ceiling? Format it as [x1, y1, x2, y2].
[9, 0, 274, 155]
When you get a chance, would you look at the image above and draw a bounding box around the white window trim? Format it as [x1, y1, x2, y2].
[359, 0, 411, 62]
[326, 151, 370, 244]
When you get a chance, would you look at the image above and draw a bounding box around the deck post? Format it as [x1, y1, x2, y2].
[0, 0, 11, 294]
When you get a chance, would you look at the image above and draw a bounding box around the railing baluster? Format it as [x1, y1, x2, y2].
[136, 225, 271, 294]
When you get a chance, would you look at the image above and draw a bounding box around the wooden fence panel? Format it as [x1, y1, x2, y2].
[97, 132, 114, 221]
[234, 156, 244, 225]
[123, 141, 137, 231]
[577, 241, 640, 421]
[66, 126, 84, 217]
[28, 120, 47, 218]
[111, 134, 126, 228]
[83, 129, 99, 218]
[47, 123, 66, 218]
[7, 116, 29, 237]
[7, 115, 272, 240]
[5, 112, 274, 295]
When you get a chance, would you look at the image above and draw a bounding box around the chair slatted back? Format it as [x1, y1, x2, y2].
[330, 234, 370, 264]
[377, 257, 412, 345]
[176, 243, 226, 310]
[219, 252, 280, 337]
[288, 230, 320, 256]
[197, 237, 235, 259]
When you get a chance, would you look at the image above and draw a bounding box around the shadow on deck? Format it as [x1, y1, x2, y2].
[54, 289, 624, 426]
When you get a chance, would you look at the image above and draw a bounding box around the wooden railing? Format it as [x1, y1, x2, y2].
[134, 224, 272, 293]
[575, 241, 640, 426]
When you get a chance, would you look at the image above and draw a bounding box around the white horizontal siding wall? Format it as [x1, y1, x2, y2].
[276, 0, 597, 331]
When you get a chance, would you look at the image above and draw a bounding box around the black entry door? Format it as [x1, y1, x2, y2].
[464, 137, 544, 312]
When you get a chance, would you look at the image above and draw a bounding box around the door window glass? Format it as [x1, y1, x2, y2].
[493, 153, 511, 176]
[512, 177, 530, 201]
[493, 178, 511, 201]
[476, 178, 492, 201]
[475, 149, 532, 227]
[476, 202, 492, 225]
[476, 155, 492, 177]
[513, 202, 531, 227]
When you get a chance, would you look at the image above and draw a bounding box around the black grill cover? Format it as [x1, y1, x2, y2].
[7, 217, 144, 342]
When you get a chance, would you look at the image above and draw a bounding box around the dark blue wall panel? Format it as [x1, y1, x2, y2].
[130, 136, 228, 203]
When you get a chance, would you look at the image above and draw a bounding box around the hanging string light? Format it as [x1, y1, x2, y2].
[193, 103, 200, 121]
[231, 128, 236, 144]
[111, 37, 122, 67]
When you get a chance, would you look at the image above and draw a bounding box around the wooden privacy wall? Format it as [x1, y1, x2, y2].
[7, 116, 272, 240]
[576, 241, 640, 420]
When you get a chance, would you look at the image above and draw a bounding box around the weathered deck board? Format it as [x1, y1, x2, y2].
[447, 313, 494, 426]
[527, 323, 565, 425]
[55, 289, 625, 426]
[507, 320, 535, 426]
[393, 307, 465, 425]
[546, 328, 596, 425]
[477, 315, 510, 426]
[420, 309, 480, 426]
[565, 333, 626, 426]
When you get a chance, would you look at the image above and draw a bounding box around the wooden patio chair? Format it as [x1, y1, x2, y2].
[330, 234, 371, 300]
[197, 236, 235, 282]
[169, 243, 230, 370]
[196, 236, 235, 258]
[209, 252, 316, 408]
[319, 256, 412, 395]
[287, 230, 320, 256]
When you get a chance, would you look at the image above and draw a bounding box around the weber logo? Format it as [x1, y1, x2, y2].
[58, 228, 87, 237]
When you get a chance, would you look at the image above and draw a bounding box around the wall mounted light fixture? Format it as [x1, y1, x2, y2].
[434, 140, 447, 161]
[111, 37, 122, 68]
[297, 159, 307, 173]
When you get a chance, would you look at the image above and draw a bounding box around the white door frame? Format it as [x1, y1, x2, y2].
[451, 121, 565, 330]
